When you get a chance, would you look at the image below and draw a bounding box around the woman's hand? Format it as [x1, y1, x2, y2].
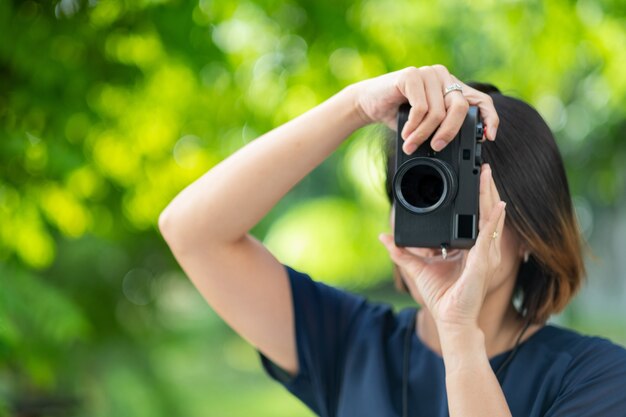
[378, 164, 507, 330]
[350, 65, 499, 154]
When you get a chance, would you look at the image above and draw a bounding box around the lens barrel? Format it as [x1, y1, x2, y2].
[393, 158, 457, 214]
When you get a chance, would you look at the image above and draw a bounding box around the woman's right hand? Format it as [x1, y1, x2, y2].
[350, 65, 500, 155]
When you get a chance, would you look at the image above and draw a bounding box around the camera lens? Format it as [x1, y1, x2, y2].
[394, 158, 456, 214]
[402, 165, 443, 208]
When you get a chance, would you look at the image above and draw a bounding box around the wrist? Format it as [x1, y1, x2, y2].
[438, 324, 484, 348]
[437, 325, 488, 374]
[342, 83, 372, 129]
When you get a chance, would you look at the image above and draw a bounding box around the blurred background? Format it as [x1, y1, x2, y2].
[1, 0, 625, 415]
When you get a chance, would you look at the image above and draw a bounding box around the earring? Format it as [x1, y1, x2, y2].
[523, 251, 530, 263]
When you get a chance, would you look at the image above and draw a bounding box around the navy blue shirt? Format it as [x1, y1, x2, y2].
[258, 264, 626, 417]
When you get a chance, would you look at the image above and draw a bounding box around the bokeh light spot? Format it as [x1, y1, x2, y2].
[122, 268, 154, 306]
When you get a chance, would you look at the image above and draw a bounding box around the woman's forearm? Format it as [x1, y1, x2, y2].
[159, 85, 367, 249]
[440, 326, 513, 417]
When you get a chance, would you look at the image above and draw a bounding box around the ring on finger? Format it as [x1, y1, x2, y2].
[443, 83, 463, 96]
[491, 231, 499, 240]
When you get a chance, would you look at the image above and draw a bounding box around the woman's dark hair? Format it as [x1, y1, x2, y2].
[382, 83, 586, 324]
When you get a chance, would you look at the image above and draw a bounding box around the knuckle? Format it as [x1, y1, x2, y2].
[453, 99, 470, 112]
[397, 67, 420, 87]
[412, 103, 428, 115]
[403, 66, 420, 77]
[431, 64, 450, 76]
[430, 109, 446, 122]
[418, 65, 435, 77]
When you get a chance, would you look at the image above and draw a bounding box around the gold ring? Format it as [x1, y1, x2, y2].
[491, 231, 499, 239]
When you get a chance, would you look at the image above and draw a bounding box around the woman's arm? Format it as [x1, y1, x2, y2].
[440, 326, 512, 416]
[159, 65, 494, 377]
[159, 85, 365, 374]
[379, 164, 512, 416]
[160, 85, 364, 248]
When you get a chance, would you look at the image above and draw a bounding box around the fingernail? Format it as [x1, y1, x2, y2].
[490, 127, 497, 140]
[404, 142, 417, 155]
[431, 140, 445, 152]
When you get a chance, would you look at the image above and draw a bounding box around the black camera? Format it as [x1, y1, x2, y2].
[393, 103, 483, 249]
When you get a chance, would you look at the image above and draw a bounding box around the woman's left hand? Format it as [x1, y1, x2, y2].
[379, 163, 507, 330]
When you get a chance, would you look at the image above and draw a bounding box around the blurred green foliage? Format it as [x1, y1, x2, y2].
[1, 0, 625, 415]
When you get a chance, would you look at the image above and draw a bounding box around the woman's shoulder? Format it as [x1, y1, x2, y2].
[535, 324, 626, 357]
[517, 324, 626, 415]
[532, 324, 626, 384]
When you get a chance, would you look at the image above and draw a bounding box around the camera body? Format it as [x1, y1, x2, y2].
[393, 103, 483, 249]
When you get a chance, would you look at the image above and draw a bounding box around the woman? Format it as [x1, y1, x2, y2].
[159, 65, 626, 416]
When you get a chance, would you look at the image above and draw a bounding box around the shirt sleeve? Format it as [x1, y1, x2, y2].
[257, 264, 368, 416]
[542, 337, 626, 417]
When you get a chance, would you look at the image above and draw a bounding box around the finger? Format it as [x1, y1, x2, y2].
[401, 84, 428, 142]
[404, 67, 446, 151]
[430, 94, 469, 152]
[474, 201, 506, 254]
[451, 75, 499, 141]
[396, 68, 428, 146]
[463, 201, 506, 296]
[488, 166, 502, 202]
[458, 201, 505, 292]
[404, 246, 439, 258]
[478, 164, 493, 231]
[496, 201, 507, 234]
[378, 233, 426, 272]
[430, 67, 469, 150]
[491, 201, 507, 258]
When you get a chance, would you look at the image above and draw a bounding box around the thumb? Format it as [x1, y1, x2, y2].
[378, 233, 426, 273]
